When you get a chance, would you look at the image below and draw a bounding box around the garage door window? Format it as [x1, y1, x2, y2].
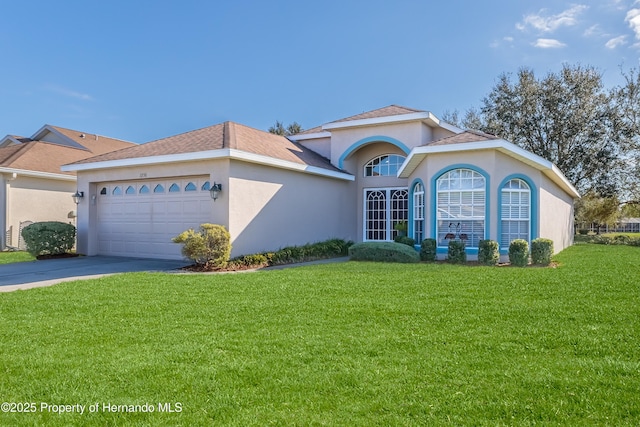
[154, 184, 164, 193]
[113, 186, 122, 195]
[139, 185, 150, 194]
[125, 186, 135, 195]
[202, 181, 210, 191]
[185, 182, 197, 191]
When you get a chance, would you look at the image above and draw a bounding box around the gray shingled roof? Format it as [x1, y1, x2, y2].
[427, 129, 498, 146]
[297, 105, 425, 135]
[68, 121, 342, 172]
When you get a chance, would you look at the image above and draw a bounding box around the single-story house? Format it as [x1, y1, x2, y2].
[63, 105, 579, 260]
[0, 125, 134, 250]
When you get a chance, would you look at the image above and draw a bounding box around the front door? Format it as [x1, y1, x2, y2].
[364, 188, 408, 241]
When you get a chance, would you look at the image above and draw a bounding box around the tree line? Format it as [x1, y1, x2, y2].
[442, 64, 640, 228]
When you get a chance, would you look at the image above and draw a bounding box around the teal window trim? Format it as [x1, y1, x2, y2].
[408, 178, 425, 243]
[497, 174, 538, 254]
[430, 164, 491, 249]
[338, 135, 410, 169]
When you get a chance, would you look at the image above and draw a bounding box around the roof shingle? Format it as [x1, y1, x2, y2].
[68, 121, 342, 172]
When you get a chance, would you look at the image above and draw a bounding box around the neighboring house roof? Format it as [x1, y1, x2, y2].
[0, 125, 135, 179]
[63, 121, 352, 180]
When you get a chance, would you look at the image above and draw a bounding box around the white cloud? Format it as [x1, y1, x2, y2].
[605, 35, 627, 48]
[583, 24, 602, 37]
[45, 84, 93, 101]
[517, 5, 589, 33]
[626, 8, 640, 40]
[533, 38, 567, 48]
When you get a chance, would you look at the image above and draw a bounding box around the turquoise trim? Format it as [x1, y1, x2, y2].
[497, 175, 538, 254]
[338, 135, 411, 169]
[408, 178, 425, 243]
[430, 164, 491, 250]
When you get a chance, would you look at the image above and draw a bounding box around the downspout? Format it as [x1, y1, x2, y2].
[0, 173, 6, 250]
[0, 172, 17, 250]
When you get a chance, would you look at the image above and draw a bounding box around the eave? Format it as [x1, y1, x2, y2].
[61, 148, 355, 182]
[398, 139, 580, 198]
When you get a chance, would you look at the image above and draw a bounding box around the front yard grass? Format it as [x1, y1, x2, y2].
[0, 251, 35, 264]
[0, 244, 638, 425]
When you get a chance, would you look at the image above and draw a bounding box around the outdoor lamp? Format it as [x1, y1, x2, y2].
[72, 190, 84, 204]
[209, 182, 222, 201]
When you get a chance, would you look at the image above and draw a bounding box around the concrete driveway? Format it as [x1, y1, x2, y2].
[0, 256, 189, 292]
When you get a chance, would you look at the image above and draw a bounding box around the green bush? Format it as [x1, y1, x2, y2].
[420, 238, 437, 262]
[577, 229, 589, 235]
[447, 240, 466, 264]
[508, 239, 529, 267]
[394, 235, 416, 247]
[531, 238, 553, 266]
[227, 254, 270, 270]
[227, 239, 353, 270]
[21, 221, 76, 257]
[348, 242, 419, 263]
[172, 223, 231, 269]
[478, 240, 499, 265]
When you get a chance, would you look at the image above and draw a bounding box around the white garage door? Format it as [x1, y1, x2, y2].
[97, 177, 213, 260]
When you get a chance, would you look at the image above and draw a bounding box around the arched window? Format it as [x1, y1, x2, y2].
[364, 154, 406, 177]
[364, 188, 408, 241]
[112, 186, 122, 196]
[153, 184, 165, 193]
[412, 182, 424, 243]
[185, 182, 197, 191]
[139, 185, 150, 194]
[99, 187, 107, 195]
[201, 181, 211, 191]
[125, 185, 135, 195]
[501, 179, 530, 248]
[169, 183, 180, 192]
[436, 168, 485, 247]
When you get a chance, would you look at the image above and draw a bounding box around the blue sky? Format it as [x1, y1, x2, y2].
[1, 0, 638, 143]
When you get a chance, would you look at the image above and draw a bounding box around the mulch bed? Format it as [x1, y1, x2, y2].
[36, 253, 80, 260]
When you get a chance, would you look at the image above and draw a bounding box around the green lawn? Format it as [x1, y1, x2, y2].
[0, 251, 35, 264]
[0, 245, 638, 426]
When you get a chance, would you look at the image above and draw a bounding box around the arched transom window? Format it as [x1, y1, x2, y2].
[501, 179, 530, 248]
[364, 154, 406, 177]
[436, 168, 485, 248]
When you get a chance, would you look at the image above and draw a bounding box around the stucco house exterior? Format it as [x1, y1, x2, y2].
[63, 105, 579, 260]
[0, 125, 134, 250]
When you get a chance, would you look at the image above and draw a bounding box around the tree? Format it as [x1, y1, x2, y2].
[613, 67, 640, 205]
[574, 192, 620, 234]
[268, 121, 303, 136]
[474, 64, 622, 195]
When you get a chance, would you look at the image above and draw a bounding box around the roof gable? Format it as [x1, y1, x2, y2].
[0, 125, 136, 177]
[64, 121, 346, 177]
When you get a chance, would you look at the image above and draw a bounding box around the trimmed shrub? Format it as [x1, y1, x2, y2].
[447, 239, 466, 264]
[172, 223, 231, 269]
[478, 239, 499, 265]
[227, 254, 270, 270]
[577, 229, 589, 235]
[227, 239, 353, 270]
[531, 238, 553, 266]
[21, 221, 76, 257]
[508, 239, 529, 267]
[394, 235, 416, 247]
[420, 238, 437, 262]
[348, 242, 419, 263]
[612, 235, 631, 245]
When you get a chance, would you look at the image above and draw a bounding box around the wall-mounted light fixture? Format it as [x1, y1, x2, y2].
[209, 182, 222, 201]
[72, 190, 84, 204]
